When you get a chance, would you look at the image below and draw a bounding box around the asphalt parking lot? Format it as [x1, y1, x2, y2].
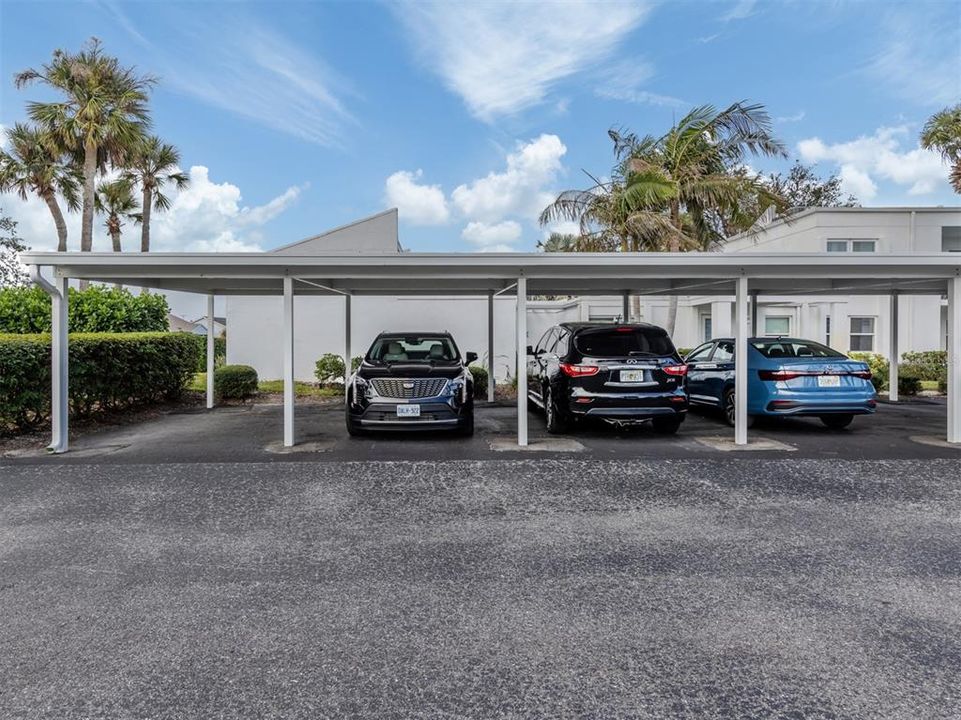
[2, 400, 960, 718]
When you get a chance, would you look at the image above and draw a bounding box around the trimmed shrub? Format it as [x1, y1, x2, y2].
[897, 369, 923, 397]
[849, 352, 888, 393]
[192, 335, 227, 372]
[351, 355, 363, 372]
[214, 364, 258, 400]
[468, 364, 489, 397]
[0, 331, 200, 433]
[900, 350, 947, 382]
[0, 285, 169, 334]
[314, 353, 346, 385]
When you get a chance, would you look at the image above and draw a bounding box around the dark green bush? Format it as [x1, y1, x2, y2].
[849, 352, 888, 392]
[0, 331, 200, 433]
[897, 369, 923, 397]
[351, 355, 363, 372]
[214, 364, 258, 400]
[314, 353, 346, 385]
[0, 285, 169, 333]
[900, 351, 947, 382]
[469, 364, 489, 397]
[192, 335, 227, 372]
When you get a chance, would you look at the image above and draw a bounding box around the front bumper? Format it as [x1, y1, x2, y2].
[350, 399, 468, 430]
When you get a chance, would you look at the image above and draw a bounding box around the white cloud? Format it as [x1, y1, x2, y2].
[720, 0, 757, 22]
[462, 220, 522, 250]
[384, 170, 450, 225]
[775, 111, 806, 124]
[797, 126, 950, 201]
[1, 165, 302, 253]
[594, 57, 686, 108]
[451, 134, 567, 223]
[393, 0, 652, 121]
[865, 7, 960, 107]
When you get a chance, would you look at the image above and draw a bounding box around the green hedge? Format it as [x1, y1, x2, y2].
[0, 331, 200, 433]
[848, 352, 888, 393]
[214, 364, 258, 400]
[468, 364, 489, 398]
[0, 285, 169, 333]
[315, 353, 346, 385]
[191, 335, 226, 372]
[901, 351, 947, 383]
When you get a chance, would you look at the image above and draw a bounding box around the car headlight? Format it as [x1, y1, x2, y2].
[350, 376, 369, 405]
[450, 373, 469, 404]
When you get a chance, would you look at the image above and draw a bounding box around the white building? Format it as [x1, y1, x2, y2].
[226, 206, 961, 381]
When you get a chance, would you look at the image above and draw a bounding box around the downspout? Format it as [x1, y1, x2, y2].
[30, 265, 69, 453]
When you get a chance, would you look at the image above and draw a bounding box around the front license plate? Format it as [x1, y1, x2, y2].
[619, 370, 645, 383]
[396, 404, 421, 417]
[817, 375, 841, 388]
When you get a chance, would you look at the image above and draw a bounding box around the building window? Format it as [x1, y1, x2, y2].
[702, 315, 713, 343]
[849, 317, 875, 351]
[764, 315, 791, 337]
[825, 316, 831, 346]
[943, 226, 961, 252]
[827, 239, 877, 252]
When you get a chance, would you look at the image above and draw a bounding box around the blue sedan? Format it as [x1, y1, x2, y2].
[685, 337, 877, 428]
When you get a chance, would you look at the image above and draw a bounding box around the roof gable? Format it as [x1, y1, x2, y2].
[271, 208, 401, 255]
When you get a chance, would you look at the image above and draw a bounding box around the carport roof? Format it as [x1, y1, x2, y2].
[22, 250, 961, 296]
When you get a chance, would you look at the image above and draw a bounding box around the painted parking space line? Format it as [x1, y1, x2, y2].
[489, 436, 586, 453]
[694, 435, 796, 452]
[909, 435, 961, 450]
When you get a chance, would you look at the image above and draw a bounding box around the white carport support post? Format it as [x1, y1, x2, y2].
[735, 276, 749, 446]
[487, 292, 495, 402]
[622, 291, 630, 323]
[888, 293, 899, 402]
[344, 294, 352, 384]
[283, 276, 295, 447]
[206, 294, 215, 409]
[948, 276, 961, 444]
[516, 277, 528, 446]
[50, 275, 69, 453]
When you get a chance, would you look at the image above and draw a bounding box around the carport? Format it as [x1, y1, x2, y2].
[22, 250, 961, 452]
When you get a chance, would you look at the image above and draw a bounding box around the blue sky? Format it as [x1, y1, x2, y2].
[1, 0, 959, 256]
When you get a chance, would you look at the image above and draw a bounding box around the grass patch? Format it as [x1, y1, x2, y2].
[920, 380, 940, 392]
[191, 373, 342, 398]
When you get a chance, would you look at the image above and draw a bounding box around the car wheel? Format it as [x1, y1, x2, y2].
[457, 405, 475, 437]
[652, 416, 682, 435]
[345, 406, 364, 437]
[544, 385, 568, 434]
[723, 388, 756, 428]
[820, 414, 854, 430]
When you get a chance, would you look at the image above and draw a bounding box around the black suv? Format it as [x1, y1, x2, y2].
[526, 322, 689, 434]
[346, 331, 476, 436]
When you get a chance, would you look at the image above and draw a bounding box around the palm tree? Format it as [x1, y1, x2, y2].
[542, 101, 787, 333]
[95, 178, 137, 253]
[124, 136, 189, 252]
[920, 104, 961, 194]
[0, 123, 81, 252]
[15, 38, 154, 252]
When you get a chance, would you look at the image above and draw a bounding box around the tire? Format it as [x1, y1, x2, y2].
[457, 404, 475, 437]
[544, 385, 568, 434]
[345, 400, 364, 437]
[820, 414, 854, 430]
[652, 416, 682, 435]
[723, 388, 756, 428]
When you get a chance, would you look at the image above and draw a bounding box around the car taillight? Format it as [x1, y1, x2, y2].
[559, 363, 600, 377]
[850, 370, 873, 380]
[662, 364, 688, 377]
[758, 369, 801, 381]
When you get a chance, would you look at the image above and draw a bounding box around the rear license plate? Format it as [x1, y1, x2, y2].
[619, 370, 645, 383]
[817, 375, 841, 388]
[396, 404, 421, 417]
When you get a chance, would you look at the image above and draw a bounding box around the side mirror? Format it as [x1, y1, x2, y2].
[526, 345, 535, 356]
[465, 351, 478, 364]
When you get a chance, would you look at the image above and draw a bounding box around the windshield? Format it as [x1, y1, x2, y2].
[574, 327, 676, 358]
[751, 339, 845, 359]
[368, 335, 459, 363]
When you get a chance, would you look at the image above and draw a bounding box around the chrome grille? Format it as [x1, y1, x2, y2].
[370, 377, 447, 399]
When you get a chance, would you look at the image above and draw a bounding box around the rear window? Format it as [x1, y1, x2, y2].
[574, 327, 675, 358]
[751, 339, 844, 358]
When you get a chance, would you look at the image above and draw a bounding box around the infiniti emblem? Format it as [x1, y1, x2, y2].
[625, 359, 639, 364]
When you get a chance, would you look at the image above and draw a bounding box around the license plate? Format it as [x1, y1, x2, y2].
[396, 404, 421, 417]
[817, 375, 841, 388]
[619, 370, 645, 383]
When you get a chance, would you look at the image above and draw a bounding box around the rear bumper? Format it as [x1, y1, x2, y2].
[759, 398, 877, 416]
[566, 388, 688, 420]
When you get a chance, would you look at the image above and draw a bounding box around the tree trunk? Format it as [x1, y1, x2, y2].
[42, 191, 68, 252]
[665, 296, 679, 337]
[140, 186, 152, 253]
[81, 140, 97, 253]
[110, 226, 121, 253]
[665, 199, 682, 335]
[631, 295, 641, 323]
